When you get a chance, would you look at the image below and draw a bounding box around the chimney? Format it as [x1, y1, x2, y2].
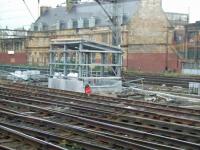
[66, 0, 80, 12]
[141, 0, 162, 8]
[40, 6, 49, 16]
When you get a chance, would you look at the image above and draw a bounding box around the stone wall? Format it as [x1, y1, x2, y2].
[27, 27, 129, 66]
[128, 0, 171, 46]
[0, 38, 27, 65]
[126, 0, 179, 72]
[25, 0, 181, 73]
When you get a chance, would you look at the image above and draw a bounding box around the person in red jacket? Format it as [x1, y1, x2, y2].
[85, 84, 92, 95]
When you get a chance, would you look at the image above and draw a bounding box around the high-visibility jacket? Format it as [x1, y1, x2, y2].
[85, 85, 92, 94]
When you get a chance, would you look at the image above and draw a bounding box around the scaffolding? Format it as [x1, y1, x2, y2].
[48, 39, 122, 93]
[0, 29, 27, 53]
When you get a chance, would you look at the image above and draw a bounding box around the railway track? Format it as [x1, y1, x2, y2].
[0, 124, 65, 150]
[0, 110, 147, 150]
[1, 92, 200, 143]
[0, 81, 199, 149]
[1, 82, 200, 120]
[124, 73, 200, 88]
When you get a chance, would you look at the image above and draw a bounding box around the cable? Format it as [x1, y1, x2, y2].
[21, 0, 35, 21]
[94, 0, 113, 23]
[38, 0, 40, 18]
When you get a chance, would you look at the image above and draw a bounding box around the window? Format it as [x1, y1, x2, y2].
[14, 41, 22, 51]
[95, 18, 101, 26]
[122, 14, 128, 24]
[5, 42, 11, 50]
[181, 15, 188, 22]
[73, 20, 78, 28]
[60, 23, 65, 30]
[89, 17, 95, 27]
[34, 26, 38, 31]
[188, 32, 196, 43]
[43, 25, 48, 31]
[188, 49, 195, 59]
[101, 33, 108, 44]
[67, 19, 73, 29]
[83, 19, 89, 28]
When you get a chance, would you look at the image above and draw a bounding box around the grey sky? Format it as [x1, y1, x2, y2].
[0, 0, 199, 29]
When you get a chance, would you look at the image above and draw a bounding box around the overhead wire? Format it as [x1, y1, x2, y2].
[21, 0, 36, 21]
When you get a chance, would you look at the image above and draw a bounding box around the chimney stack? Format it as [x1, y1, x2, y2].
[141, 0, 162, 8]
[40, 6, 49, 16]
[66, 0, 80, 12]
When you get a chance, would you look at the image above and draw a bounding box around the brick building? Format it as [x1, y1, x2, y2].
[181, 21, 200, 72]
[1, 0, 186, 73]
[0, 30, 27, 64]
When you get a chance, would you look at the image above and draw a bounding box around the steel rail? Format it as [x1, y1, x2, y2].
[1, 82, 199, 149]
[2, 82, 200, 117]
[9, 82, 200, 114]
[0, 99, 199, 150]
[1, 87, 200, 135]
[124, 74, 200, 88]
[0, 145, 14, 150]
[1, 87, 200, 139]
[0, 125, 65, 150]
[5, 122, 184, 150]
[2, 82, 200, 114]
[2, 96, 199, 146]
[0, 122, 114, 150]
[0, 110, 165, 150]
[0, 85, 200, 128]
[0, 92, 200, 144]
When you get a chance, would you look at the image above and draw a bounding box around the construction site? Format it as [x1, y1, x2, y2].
[0, 0, 200, 150]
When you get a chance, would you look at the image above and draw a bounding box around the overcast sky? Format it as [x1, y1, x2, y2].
[0, 0, 199, 29]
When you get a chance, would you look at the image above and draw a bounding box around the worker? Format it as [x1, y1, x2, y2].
[85, 84, 92, 95]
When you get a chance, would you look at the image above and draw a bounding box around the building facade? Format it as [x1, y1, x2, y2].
[0, 30, 27, 64]
[181, 21, 200, 72]
[1, 0, 185, 73]
[126, 0, 176, 72]
[185, 21, 200, 61]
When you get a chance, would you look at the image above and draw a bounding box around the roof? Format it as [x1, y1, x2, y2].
[186, 21, 200, 28]
[33, 0, 140, 31]
[166, 12, 189, 27]
[51, 39, 122, 52]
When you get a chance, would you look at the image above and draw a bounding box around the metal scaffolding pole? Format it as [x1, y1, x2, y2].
[64, 44, 67, 76]
[101, 53, 106, 76]
[49, 45, 53, 77]
[78, 43, 83, 78]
